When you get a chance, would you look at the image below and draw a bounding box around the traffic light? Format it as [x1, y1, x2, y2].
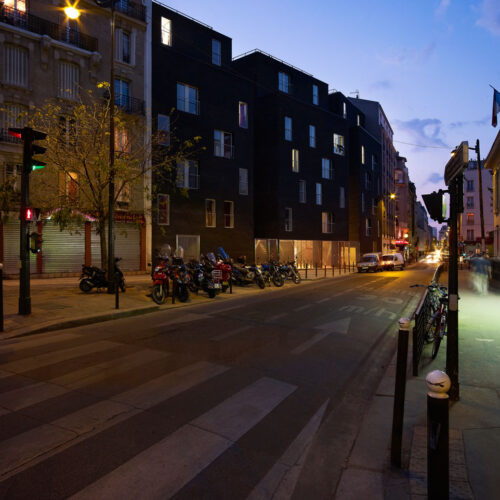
[423, 190, 448, 223]
[29, 232, 43, 254]
[8, 127, 47, 173]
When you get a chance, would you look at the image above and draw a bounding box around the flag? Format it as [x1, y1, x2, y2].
[492, 86, 500, 127]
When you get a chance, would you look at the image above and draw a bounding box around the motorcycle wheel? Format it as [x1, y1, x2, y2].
[207, 289, 216, 299]
[256, 277, 266, 289]
[188, 282, 198, 294]
[151, 284, 165, 304]
[79, 279, 93, 293]
[292, 272, 302, 284]
[272, 273, 284, 287]
[176, 285, 189, 303]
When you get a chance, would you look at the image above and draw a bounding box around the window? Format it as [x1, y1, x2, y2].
[117, 182, 130, 208]
[284, 116, 292, 141]
[214, 130, 233, 158]
[205, 199, 216, 227]
[343, 102, 347, 119]
[466, 179, 474, 192]
[66, 172, 78, 201]
[309, 125, 316, 148]
[114, 78, 130, 108]
[361, 145, 365, 164]
[161, 17, 172, 46]
[466, 212, 474, 225]
[59, 61, 79, 100]
[238, 102, 248, 129]
[357, 114, 361, 126]
[292, 149, 299, 172]
[3, 44, 28, 87]
[333, 134, 344, 155]
[177, 83, 199, 114]
[157, 114, 170, 146]
[467, 229, 474, 241]
[212, 39, 221, 65]
[4, 0, 26, 12]
[285, 207, 292, 232]
[279, 72, 290, 93]
[361, 192, 365, 212]
[1, 102, 27, 133]
[316, 183, 322, 205]
[322, 158, 333, 180]
[239, 168, 248, 195]
[340, 187, 345, 208]
[299, 180, 306, 203]
[176, 160, 199, 189]
[322, 212, 334, 233]
[371, 155, 376, 170]
[158, 194, 170, 225]
[312, 84, 318, 105]
[116, 29, 132, 64]
[224, 201, 234, 228]
[466, 196, 474, 209]
[5, 164, 22, 191]
[114, 128, 130, 153]
[366, 218, 372, 237]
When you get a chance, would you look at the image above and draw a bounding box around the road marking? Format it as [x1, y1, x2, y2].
[156, 312, 209, 328]
[211, 325, 252, 341]
[208, 304, 244, 315]
[0, 381, 69, 412]
[315, 297, 331, 304]
[0, 333, 81, 355]
[292, 317, 351, 354]
[69, 377, 296, 500]
[295, 304, 312, 312]
[269, 312, 287, 322]
[475, 338, 494, 342]
[247, 399, 329, 500]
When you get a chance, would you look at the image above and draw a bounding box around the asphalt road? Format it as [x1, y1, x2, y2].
[0, 263, 435, 499]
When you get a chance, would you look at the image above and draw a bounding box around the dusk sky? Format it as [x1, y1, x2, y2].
[161, 0, 500, 221]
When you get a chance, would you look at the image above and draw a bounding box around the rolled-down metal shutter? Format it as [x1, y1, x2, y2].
[91, 222, 140, 271]
[41, 222, 85, 273]
[2, 220, 37, 275]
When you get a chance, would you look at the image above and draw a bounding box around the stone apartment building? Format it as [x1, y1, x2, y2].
[0, 0, 151, 275]
[485, 132, 500, 257]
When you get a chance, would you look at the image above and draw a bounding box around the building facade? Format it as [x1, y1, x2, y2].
[0, 0, 151, 275]
[485, 131, 500, 257]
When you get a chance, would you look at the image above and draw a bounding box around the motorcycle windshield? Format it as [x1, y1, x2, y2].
[218, 247, 229, 261]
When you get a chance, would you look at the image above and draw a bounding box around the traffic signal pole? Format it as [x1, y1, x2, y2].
[19, 129, 32, 315]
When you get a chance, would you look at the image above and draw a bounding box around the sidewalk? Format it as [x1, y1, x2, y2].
[0, 269, 356, 340]
[337, 268, 500, 499]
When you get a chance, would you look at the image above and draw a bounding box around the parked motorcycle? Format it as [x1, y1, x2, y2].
[279, 260, 301, 284]
[151, 257, 170, 304]
[187, 255, 218, 298]
[230, 255, 266, 289]
[79, 258, 125, 293]
[261, 260, 284, 287]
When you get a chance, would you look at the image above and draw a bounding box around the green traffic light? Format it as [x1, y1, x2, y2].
[32, 165, 45, 171]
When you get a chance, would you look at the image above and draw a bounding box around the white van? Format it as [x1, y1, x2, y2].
[381, 253, 405, 271]
[357, 253, 382, 272]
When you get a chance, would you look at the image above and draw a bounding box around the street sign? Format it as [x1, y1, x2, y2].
[444, 141, 468, 186]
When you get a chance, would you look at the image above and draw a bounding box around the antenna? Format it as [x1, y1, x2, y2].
[350, 90, 360, 99]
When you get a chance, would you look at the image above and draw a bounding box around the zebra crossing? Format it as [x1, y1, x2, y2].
[0, 326, 330, 499]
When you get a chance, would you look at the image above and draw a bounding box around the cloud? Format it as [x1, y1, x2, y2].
[376, 42, 436, 67]
[370, 80, 393, 90]
[449, 116, 490, 128]
[476, 0, 500, 36]
[435, 0, 451, 16]
[427, 172, 444, 184]
[394, 118, 449, 148]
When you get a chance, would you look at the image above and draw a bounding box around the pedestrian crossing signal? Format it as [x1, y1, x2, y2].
[29, 232, 43, 254]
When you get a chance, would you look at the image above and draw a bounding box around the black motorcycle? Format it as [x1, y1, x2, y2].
[79, 258, 125, 293]
[279, 260, 301, 284]
[187, 257, 217, 298]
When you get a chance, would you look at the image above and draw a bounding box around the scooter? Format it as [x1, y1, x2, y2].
[79, 258, 125, 293]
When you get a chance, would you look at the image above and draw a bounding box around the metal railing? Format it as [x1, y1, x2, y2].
[232, 49, 314, 77]
[115, 94, 145, 114]
[0, 5, 98, 52]
[115, 1, 146, 22]
[0, 128, 22, 144]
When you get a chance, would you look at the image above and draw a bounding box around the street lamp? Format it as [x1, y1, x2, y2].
[64, 5, 81, 20]
[390, 193, 396, 200]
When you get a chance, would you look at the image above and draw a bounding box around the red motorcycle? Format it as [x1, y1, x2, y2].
[151, 258, 170, 304]
[212, 252, 232, 292]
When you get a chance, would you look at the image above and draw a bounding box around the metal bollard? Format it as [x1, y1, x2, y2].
[427, 370, 450, 500]
[229, 272, 233, 294]
[391, 317, 411, 467]
[343, 262, 346, 274]
[305, 263, 308, 279]
[114, 271, 120, 310]
[172, 279, 176, 304]
[0, 263, 3, 332]
[324, 265, 327, 278]
[315, 265, 318, 277]
[332, 265, 335, 277]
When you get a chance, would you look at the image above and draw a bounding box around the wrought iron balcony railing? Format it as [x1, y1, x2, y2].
[0, 5, 98, 52]
[115, 94, 145, 114]
[115, 1, 146, 22]
[0, 127, 22, 144]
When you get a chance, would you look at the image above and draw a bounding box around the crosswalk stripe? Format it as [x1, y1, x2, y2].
[69, 377, 296, 500]
[0, 381, 68, 412]
[295, 304, 312, 312]
[0, 341, 119, 374]
[210, 325, 252, 341]
[0, 333, 81, 355]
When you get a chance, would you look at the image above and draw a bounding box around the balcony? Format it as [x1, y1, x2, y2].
[115, 1, 146, 23]
[0, 5, 98, 52]
[115, 94, 144, 114]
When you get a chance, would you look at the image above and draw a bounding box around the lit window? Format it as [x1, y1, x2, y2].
[239, 102, 248, 128]
[66, 172, 78, 200]
[322, 212, 334, 233]
[279, 72, 290, 93]
[161, 17, 172, 46]
[466, 212, 474, 225]
[312, 84, 318, 105]
[299, 180, 306, 203]
[316, 183, 322, 205]
[224, 201, 234, 228]
[214, 130, 233, 158]
[158, 194, 170, 225]
[3, 44, 28, 87]
[285, 116, 292, 141]
[114, 128, 130, 153]
[157, 114, 170, 146]
[322, 158, 333, 180]
[205, 199, 216, 227]
[292, 149, 299, 172]
[176, 160, 199, 189]
[212, 39, 221, 65]
[239, 168, 248, 195]
[357, 114, 361, 126]
[4, 1, 26, 12]
[285, 207, 292, 232]
[361, 145, 365, 164]
[309, 125, 316, 148]
[177, 83, 199, 114]
[333, 134, 344, 155]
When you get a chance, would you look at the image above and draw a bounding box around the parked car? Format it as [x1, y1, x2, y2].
[381, 253, 405, 271]
[357, 253, 382, 273]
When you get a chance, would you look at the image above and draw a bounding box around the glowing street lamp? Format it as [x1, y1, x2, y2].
[390, 193, 396, 200]
[64, 4, 81, 20]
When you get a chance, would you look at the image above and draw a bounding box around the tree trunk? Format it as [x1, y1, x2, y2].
[97, 218, 107, 271]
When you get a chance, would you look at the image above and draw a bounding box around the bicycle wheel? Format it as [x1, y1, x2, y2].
[431, 321, 442, 359]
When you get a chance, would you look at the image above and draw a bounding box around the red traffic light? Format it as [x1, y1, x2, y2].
[24, 208, 40, 222]
[7, 128, 23, 139]
[26, 208, 33, 221]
